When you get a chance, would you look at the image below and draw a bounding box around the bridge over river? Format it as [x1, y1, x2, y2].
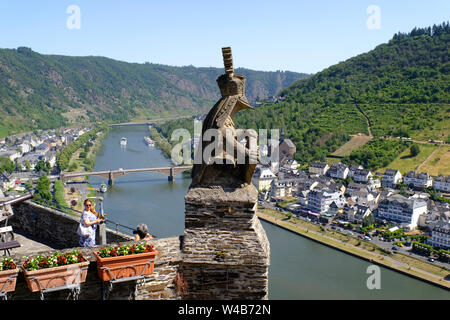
[60, 165, 192, 185]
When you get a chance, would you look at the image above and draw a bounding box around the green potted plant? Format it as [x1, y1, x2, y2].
[0, 257, 19, 294]
[93, 243, 158, 281]
[214, 251, 227, 261]
[22, 250, 89, 292]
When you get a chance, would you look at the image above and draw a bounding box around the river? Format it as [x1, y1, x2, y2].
[89, 126, 450, 300]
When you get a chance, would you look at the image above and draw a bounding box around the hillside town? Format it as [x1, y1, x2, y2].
[0, 126, 92, 195]
[252, 135, 450, 259]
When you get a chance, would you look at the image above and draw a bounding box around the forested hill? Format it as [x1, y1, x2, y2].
[279, 22, 449, 104]
[234, 22, 450, 166]
[0, 47, 308, 137]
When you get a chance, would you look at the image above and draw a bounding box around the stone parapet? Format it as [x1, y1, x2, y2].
[7, 236, 182, 300]
[185, 185, 258, 229]
[3, 187, 270, 300]
[181, 184, 270, 299]
[11, 200, 132, 249]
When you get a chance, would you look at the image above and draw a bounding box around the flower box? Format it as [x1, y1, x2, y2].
[0, 258, 19, 294]
[22, 261, 90, 292]
[0, 268, 19, 293]
[22, 251, 89, 292]
[93, 244, 158, 282]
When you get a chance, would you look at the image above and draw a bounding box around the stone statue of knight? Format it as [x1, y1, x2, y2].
[191, 47, 259, 188]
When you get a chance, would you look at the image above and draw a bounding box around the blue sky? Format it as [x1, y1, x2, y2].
[0, 1, 448, 73]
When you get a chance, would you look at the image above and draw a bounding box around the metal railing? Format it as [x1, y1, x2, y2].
[30, 198, 136, 237]
[0, 193, 34, 207]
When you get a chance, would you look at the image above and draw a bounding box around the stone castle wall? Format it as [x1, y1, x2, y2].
[7, 237, 182, 300]
[11, 201, 132, 248]
[181, 185, 270, 299]
[6, 186, 269, 300]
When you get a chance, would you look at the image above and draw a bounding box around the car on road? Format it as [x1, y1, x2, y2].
[428, 257, 435, 262]
[363, 236, 371, 241]
[392, 245, 399, 251]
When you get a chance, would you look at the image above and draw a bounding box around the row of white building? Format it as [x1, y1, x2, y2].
[309, 161, 450, 193]
[253, 161, 450, 250]
[0, 126, 90, 173]
[0, 126, 92, 192]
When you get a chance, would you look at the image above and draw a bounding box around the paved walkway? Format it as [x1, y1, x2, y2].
[2, 231, 54, 259]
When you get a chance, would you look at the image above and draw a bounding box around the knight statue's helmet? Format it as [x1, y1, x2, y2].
[216, 47, 253, 112]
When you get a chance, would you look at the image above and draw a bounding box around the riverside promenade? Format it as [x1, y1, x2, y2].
[257, 209, 450, 291]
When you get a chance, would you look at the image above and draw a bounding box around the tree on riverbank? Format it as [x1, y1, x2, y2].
[0, 157, 15, 174]
[54, 180, 68, 207]
[35, 174, 51, 201]
[56, 124, 109, 171]
[149, 127, 174, 160]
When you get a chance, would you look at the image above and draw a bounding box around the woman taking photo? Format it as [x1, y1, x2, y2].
[79, 199, 103, 247]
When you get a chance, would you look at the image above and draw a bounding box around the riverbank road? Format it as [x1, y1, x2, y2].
[259, 201, 450, 270]
[370, 236, 449, 269]
[66, 182, 88, 201]
[257, 210, 450, 289]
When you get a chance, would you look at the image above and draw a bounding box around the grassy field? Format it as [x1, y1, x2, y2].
[410, 116, 450, 142]
[68, 149, 85, 172]
[419, 145, 450, 176]
[363, 103, 450, 141]
[332, 134, 373, 157]
[380, 143, 439, 174]
[64, 186, 83, 213]
[393, 252, 450, 280]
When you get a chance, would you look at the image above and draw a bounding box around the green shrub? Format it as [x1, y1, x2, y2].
[35, 174, 51, 201]
[54, 180, 69, 208]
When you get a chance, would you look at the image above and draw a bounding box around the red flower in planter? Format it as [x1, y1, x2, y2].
[94, 245, 159, 282]
[21, 252, 90, 292]
[0, 258, 19, 294]
[57, 256, 68, 266]
[6, 260, 15, 269]
[1, 258, 16, 270]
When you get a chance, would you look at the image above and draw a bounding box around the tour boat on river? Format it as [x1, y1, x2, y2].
[100, 184, 107, 193]
[144, 136, 155, 147]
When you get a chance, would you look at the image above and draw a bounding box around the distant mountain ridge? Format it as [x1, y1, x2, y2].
[0, 47, 308, 137]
